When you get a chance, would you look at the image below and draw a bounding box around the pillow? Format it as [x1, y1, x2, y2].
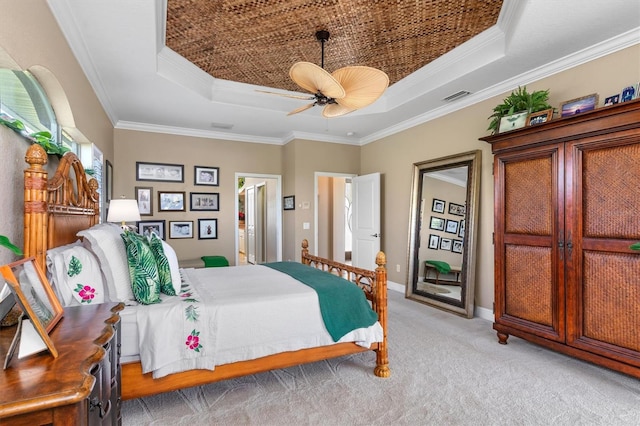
[46, 244, 105, 307]
[161, 239, 182, 294]
[77, 223, 133, 302]
[147, 233, 175, 296]
[46, 240, 82, 301]
[121, 231, 161, 305]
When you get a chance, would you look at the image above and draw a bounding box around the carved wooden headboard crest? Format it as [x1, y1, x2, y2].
[24, 144, 100, 270]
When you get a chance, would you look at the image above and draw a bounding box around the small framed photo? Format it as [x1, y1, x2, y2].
[498, 111, 528, 133]
[0, 257, 64, 358]
[428, 234, 440, 250]
[458, 219, 465, 238]
[445, 219, 459, 234]
[526, 108, 553, 126]
[158, 191, 186, 212]
[604, 94, 620, 107]
[194, 166, 219, 186]
[452, 239, 464, 254]
[560, 94, 598, 117]
[284, 195, 295, 210]
[429, 216, 445, 231]
[448, 202, 465, 216]
[620, 84, 639, 102]
[431, 198, 445, 213]
[169, 221, 193, 239]
[440, 238, 452, 251]
[198, 218, 218, 240]
[190, 192, 219, 211]
[136, 162, 184, 183]
[135, 186, 153, 216]
[138, 220, 166, 239]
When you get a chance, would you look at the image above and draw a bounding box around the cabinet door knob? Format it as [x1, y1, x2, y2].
[90, 398, 111, 418]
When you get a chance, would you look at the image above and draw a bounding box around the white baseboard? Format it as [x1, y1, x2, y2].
[387, 279, 493, 321]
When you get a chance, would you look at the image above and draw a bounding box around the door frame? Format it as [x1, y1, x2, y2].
[235, 172, 282, 265]
[314, 171, 356, 258]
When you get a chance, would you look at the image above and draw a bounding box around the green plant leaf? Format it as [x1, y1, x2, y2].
[67, 255, 83, 277]
[630, 242, 640, 251]
[0, 235, 23, 255]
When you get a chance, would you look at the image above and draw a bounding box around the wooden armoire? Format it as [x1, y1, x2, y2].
[481, 99, 640, 378]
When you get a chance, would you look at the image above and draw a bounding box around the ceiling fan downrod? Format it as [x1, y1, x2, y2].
[315, 30, 330, 69]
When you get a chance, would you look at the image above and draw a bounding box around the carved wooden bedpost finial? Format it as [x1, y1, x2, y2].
[301, 239, 310, 265]
[24, 144, 49, 270]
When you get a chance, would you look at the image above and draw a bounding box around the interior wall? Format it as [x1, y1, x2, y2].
[361, 43, 640, 312]
[0, 1, 113, 264]
[284, 139, 361, 262]
[114, 129, 282, 264]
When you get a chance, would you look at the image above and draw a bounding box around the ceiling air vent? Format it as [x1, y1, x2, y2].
[442, 90, 471, 102]
[211, 122, 234, 130]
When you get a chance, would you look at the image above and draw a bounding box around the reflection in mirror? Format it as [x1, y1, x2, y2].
[406, 151, 481, 318]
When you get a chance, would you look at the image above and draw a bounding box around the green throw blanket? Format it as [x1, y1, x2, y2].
[425, 260, 451, 274]
[263, 262, 378, 341]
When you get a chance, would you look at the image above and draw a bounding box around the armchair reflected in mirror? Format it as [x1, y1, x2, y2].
[405, 151, 481, 318]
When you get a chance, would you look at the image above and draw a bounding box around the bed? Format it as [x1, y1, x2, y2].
[22, 144, 390, 400]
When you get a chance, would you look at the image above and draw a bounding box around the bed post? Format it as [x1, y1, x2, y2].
[373, 251, 390, 378]
[301, 239, 310, 265]
[24, 144, 49, 270]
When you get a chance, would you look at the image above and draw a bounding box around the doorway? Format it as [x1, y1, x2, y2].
[236, 173, 282, 265]
[314, 172, 355, 263]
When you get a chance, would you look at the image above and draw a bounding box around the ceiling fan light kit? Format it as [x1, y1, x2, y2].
[267, 30, 389, 118]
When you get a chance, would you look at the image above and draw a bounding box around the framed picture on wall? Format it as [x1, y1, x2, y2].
[137, 220, 165, 239]
[458, 219, 465, 238]
[452, 239, 463, 254]
[158, 191, 186, 212]
[136, 162, 184, 182]
[431, 198, 445, 213]
[190, 192, 219, 211]
[429, 216, 445, 231]
[198, 218, 218, 240]
[135, 186, 153, 216]
[445, 219, 459, 234]
[194, 166, 219, 186]
[428, 234, 440, 249]
[440, 238, 452, 251]
[448, 202, 465, 216]
[169, 221, 193, 239]
[284, 195, 295, 210]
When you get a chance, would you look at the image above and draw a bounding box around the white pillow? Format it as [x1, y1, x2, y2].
[60, 246, 106, 306]
[161, 240, 181, 294]
[77, 223, 134, 302]
[46, 240, 82, 301]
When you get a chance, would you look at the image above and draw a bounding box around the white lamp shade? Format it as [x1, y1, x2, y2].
[107, 199, 141, 223]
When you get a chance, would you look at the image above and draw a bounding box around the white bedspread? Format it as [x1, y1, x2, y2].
[129, 265, 383, 378]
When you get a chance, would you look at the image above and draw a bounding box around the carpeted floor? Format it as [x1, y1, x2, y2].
[122, 290, 640, 425]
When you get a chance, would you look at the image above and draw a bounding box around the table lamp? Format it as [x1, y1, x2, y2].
[107, 198, 141, 230]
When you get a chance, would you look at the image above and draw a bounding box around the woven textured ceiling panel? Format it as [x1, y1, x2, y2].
[166, 0, 503, 92]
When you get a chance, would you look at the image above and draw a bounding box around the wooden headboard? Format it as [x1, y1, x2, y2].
[24, 144, 100, 271]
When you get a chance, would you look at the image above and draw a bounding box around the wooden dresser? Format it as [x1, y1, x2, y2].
[0, 303, 123, 425]
[481, 99, 640, 378]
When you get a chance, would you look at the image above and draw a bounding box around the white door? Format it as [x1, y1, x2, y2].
[351, 172, 381, 270]
[246, 185, 256, 264]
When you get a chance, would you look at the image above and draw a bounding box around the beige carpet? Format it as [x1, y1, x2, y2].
[122, 291, 640, 425]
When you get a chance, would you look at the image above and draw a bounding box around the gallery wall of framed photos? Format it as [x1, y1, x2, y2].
[134, 164, 220, 241]
[418, 176, 467, 269]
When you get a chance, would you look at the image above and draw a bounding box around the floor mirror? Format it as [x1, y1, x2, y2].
[405, 150, 481, 318]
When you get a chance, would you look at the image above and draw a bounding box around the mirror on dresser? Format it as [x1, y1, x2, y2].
[405, 150, 481, 318]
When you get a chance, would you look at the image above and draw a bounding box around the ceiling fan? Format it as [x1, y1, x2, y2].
[259, 30, 389, 118]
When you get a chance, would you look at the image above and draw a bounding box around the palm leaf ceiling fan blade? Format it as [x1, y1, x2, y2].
[287, 102, 315, 116]
[331, 66, 389, 110]
[289, 62, 345, 99]
[322, 103, 355, 118]
[255, 89, 315, 100]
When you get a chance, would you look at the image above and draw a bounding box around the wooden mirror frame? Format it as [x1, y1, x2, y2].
[405, 150, 481, 318]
